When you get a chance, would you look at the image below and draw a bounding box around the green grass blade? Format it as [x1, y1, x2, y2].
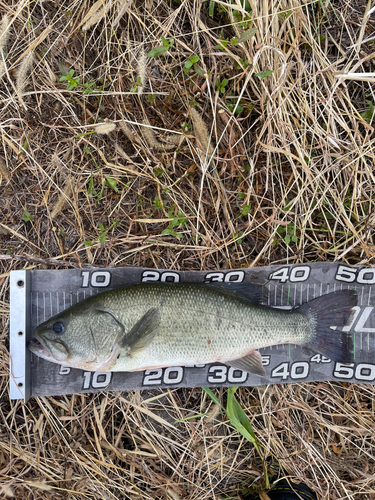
[226, 387, 269, 488]
[202, 387, 221, 406]
[226, 387, 258, 445]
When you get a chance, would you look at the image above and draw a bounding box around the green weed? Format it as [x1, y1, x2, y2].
[161, 206, 187, 238]
[21, 209, 34, 222]
[184, 54, 200, 74]
[216, 77, 229, 93]
[147, 37, 174, 58]
[84, 219, 119, 246]
[130, 76, 142, 93]
[203, 387, 269, 488]
[59, 69, 79, 90]
[152, 196, 166, 211]
[274, 223, 298, 245]
[255, 70, 274, 80]
[361, 100, 375, 123]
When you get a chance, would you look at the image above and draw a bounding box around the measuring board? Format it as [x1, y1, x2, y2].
[9, 263, 375, 401]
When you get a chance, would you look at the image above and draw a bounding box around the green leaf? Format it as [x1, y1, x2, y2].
[88, 173, 94, 195]
[202, 387, 221, 406]
[147, 45, 169, 58]
[59, 76, 68, 82]
[21, 210, 34, 222]
[226, 387, 258, 446]
[216, 39, 228, 49]
[161, 36, 173, 47]
[255, 70, 274, 79]
[284, 234, 291, 245]
[105, 176, 118, 192]
[361, 100, 375, 123]
[226, 388, 269, 489]
[239, 27, 257, 43]
[241, 204, 252, 216]
[59, 64, 70, 76]
[193, 64, 205, 77]
[209, 0, 215, 17]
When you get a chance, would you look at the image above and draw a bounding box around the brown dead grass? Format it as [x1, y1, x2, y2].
[1, 0, 375, 498]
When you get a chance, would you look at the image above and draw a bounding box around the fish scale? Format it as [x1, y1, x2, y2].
[29, 283, 357, 375]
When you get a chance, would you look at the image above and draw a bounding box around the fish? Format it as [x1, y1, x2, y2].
[28, 283, 356, 377]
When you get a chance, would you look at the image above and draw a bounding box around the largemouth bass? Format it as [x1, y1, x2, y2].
[29, 283, 356, 376]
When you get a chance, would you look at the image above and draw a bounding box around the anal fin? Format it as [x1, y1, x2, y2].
[226, 350, 266, 377]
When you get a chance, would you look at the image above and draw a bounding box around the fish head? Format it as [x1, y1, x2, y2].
[29, 302, 125, 371]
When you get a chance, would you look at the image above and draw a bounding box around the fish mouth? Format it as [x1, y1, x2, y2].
[28, 336, 52, 357]
[29, 334, 69, 363]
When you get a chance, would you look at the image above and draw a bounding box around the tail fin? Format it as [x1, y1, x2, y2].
[298, 289, 357, 363]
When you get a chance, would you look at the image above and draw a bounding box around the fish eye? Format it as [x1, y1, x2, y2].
[52, 322, 65, 335]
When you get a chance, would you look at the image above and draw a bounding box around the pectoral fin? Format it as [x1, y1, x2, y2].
[227, 350, 266, 377]
[121, 308, 161, 355]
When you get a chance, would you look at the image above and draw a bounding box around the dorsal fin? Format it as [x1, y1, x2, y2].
[206, 283, 267, 305]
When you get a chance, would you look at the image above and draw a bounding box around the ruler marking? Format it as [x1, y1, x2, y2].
[36, 292, 39, 325]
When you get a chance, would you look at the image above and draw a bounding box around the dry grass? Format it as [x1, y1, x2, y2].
[1, 0, 375, 498]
